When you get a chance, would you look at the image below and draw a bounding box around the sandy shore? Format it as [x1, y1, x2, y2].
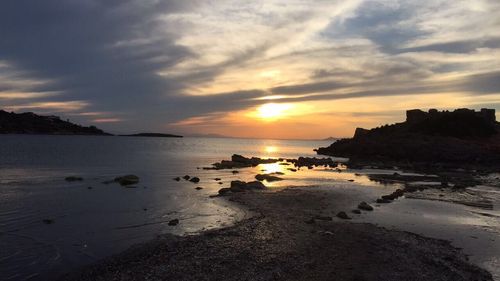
[62, 186, 493, 281]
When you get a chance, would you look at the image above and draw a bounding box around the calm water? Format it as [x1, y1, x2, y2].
[0, 135, 335, 280]
[1, 135, 498, 280]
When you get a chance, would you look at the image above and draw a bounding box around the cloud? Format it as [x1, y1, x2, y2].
[0, 0, 499, 137]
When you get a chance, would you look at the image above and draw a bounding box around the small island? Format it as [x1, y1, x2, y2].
[0, 110, 110, 135]
[120, 133, 183, 138]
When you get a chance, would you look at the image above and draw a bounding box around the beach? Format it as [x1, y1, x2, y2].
[63, 183, 494, 281]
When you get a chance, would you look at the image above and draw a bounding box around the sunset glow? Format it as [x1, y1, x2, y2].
[0, 1, 498, 139]
[256, 103, 293, 121]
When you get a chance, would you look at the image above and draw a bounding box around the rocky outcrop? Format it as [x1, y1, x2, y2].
[317, 108, 500, 165]
[205, 154, 279, 170]
[0, 110, 110, 135]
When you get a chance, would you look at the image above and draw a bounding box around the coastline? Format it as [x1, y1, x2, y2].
[62, 185, 494, 281]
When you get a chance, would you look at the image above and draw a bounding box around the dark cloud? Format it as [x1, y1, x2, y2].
[461, 71, 500, 94]
[271, 81, 347, 95]
[0, 0, 197, 118]
[399, 38, 500, 54]
[323, 1, 425, 54]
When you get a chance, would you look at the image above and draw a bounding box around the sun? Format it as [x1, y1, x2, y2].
[256, 103, 292, 120]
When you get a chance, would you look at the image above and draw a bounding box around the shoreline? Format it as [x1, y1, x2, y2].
[62, 185, 494, 281]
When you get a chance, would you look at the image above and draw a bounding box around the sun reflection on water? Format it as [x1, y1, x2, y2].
[264, 146, 278, 154]
[259, 163, 285, 174]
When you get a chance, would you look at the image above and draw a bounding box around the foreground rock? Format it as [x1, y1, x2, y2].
[63, 188, 492, 281]
[358, 201, 374, 211]
[114, 175, 140, 186]
[65, 176, 83, 182]
[317, 108, 500, 166]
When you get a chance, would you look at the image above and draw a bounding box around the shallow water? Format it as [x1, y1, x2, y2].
[1, 135, 498, 280]
[359, 185, 500, 280]
[0, 135, 340, 280]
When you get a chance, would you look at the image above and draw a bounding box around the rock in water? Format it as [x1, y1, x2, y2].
[65, 176, 83, 182]
[173, 177, 181, 181]
[336, 211, 351, 220]
[358, 201, 374, 211]
[255, 174, 283, 182]
[376, 198, 392, 204]
[114, 175, 140, 186]
[168, 219, 179, 226]
[189, 177, 200, 183]
[42, 219, 54, 224]
[183, 175, 190, 180]
[231, 180, 266, 191]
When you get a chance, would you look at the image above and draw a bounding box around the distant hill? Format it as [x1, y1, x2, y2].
[187, 133, 228, 138]
[0, 110, 110, 135]
[317, 108, 500, 164]
[120, 133, 183, 138]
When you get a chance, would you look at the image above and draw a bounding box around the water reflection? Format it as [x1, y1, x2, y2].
[264, 146, 278, 154]
[259, 163, 284, 174]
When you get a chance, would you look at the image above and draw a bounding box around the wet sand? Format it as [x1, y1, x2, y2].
[63, 186, 493, 281]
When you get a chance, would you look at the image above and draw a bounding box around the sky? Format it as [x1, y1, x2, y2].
[1, 0, 499, 139]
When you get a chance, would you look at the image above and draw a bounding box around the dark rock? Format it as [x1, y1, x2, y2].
[189, 177, 200, 183]
[183, 175, 190, 180]
[114, 175, 140, 186]
[218, 188, 231, 196]
[287, 168, 297, 172]
[87, 186, 92, 189]
[376, 198, 392, 204]
[42, 219, 54, 224]
[232, 170, 239, 174]
[358, 202, 374, 211]
[210, 154, 279, 169]
[348, 179, 354, 182]
[195, 187, 203, 190]
[313, 215, 333, 221]
[168, 219, 179, 226]
[214, 178, 221, 181]
[295, 157, 335, 168]
[173, 177, 181, 181]
[336, 211, 351, 220]
[352, 209, 361, 214]
[316, 108, 500, 165]
[305, 218, 315, 224]
[230, 180, 266, 192]
[65, 176, 83, 182]
[255, 174, 283, 182]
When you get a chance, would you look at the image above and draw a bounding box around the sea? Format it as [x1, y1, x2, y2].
[0, 135, 333, 280]
[1, 135, 499, 280]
